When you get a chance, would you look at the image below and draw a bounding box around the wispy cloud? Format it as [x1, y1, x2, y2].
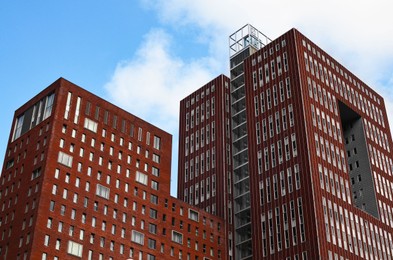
[104, 29, 216, 134]
[143, 0, 393, 74]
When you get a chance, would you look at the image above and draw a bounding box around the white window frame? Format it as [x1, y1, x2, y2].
[135, 171, 148, 185]
[58, 151, 73, 168]
[171, 231, 183, 244]
[96, 184, 110, 199]
[67, 240, 83, 257]
[131, 230, 144, 245]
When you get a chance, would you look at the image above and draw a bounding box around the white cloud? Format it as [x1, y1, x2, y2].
[104, 29, 215, 134]
[143, 0, 393, 66]
[142, 0, 393, 124]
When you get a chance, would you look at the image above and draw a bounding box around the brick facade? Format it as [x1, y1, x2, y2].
[0, 78, 225, 260]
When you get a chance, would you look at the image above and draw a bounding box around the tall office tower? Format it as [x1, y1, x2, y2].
[0, 78, 225, 259]
[177, 75, 234, 258]
[230, 25, 393, 259]
[229, 24, 393, 259]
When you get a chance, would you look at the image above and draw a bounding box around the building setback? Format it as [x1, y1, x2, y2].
[0, 78, 225, 259]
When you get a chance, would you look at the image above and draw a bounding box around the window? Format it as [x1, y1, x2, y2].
[84, 118, 98, 133]
[152, 167, 160, 177]
[57, 151, 73, 167]
[131, 230, 144, 245]
[264, 148, 269, 171]
[258, 92, 265, 113]
[286, 77, 291, 98]
[137, 127, 143, 141]
[151, 180, 159, 190]
[273, 85, 278, 106]
[268, 115, 274, 138]
[63, 189, 68, 199]
[287, 168, 294, 194]
[148, 238, 156, 249]
[291, 134, 297, 157]
[149, 223, 157, 234]
[153, 136, 161, 150]
[74, 97, 81, 124]
[60, 205, 66, 216]
[256, 122, 261, 144]
[49, 200, 55, 211]
[64, 92, 72, 119]
[47, 218, 53, 228]
[79, 147, 84, 157]
[188, 209, 199, 222]
[294, 164, 301, 190]
[55, 239, 61, 250]
[265, 63, 270, 84]
[288, 104, 294, 127]
[136, 171, 148, 185]
[254, 95, 259, 116]
[44, 235, 50, 246]
[59, 138, 65, 148]
[152, 154, 160, 163]
[150, 208, 158, 219]
[96, 184, 110, 199]
[67, 240, 83, 257]
[172, 231, 183, 244]
[31, 168, 41, 180]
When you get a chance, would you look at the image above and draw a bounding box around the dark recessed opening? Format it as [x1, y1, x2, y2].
[338, 101, 379, 218]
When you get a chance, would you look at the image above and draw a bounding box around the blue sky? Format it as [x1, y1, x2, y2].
[1, 0, 393, 196]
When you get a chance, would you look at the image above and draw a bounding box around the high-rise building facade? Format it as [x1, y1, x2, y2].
[0, 78, 225, 259]
[177, 75, 234, 258]
[228, 25, 393, 259]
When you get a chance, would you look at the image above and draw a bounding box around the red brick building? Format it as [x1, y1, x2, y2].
[177, 75, 234, 258]
[229, 25, 393, 259]
[0, 78, 225, 259]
